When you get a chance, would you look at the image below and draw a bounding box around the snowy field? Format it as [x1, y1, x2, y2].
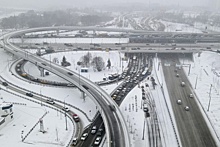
[25, 51, 128, 82]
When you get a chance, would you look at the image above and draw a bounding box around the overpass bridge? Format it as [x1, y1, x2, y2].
[120, 49, 201, 54]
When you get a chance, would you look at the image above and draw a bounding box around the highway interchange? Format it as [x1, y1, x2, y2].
[0, 26, 219, 147]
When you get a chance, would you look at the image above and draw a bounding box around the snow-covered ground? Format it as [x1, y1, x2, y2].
[181, 51, 220, 145]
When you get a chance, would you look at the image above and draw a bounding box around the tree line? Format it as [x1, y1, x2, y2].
[0, 9, 113, 29]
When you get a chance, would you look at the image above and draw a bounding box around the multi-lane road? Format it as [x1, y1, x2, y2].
[161, 54, 217, 147]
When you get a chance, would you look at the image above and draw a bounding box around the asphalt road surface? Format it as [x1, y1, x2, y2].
[161, 54, 217, 147]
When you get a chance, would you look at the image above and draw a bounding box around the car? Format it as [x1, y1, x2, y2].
[112, 95, 117, 100]
[176, 74, 179, 77]
[181, 82, 185, 87]
[46, 99, 55, 104]
[26, 93, 33, 97]
[41, 63, 47, 66]
[115, 96, 121, 101]
[91, 125, 97, 134]
[189, 94, 193, 98]
[2, 82, 8, 86]
[62, 107, 70, 112]
[177, 100, 182, 105]
[97, 128, 104, 136]
[94, 136, 102, 145]
[67, 72, 73, 76]
[82, 85, 89, 90]
[109, 105, 116, 111]
[73, 114, 80, 122]
[184, 106, 190, 111]
[71, 138, 78, 146]
[80, 133, 88, 141]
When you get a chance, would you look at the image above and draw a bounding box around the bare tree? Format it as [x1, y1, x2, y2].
[80, 52, 92, 67]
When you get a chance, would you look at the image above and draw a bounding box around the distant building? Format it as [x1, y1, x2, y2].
[0, 103, 13, 130]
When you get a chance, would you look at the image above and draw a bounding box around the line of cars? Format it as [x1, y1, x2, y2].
[71, 124, 104, 146]
[175, 68, 194, 111]
[24, 90, 81, 123]
[111, 55, 150, 103]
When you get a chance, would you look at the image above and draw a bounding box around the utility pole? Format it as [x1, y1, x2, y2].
[207, 84, 213, 111]
[64, 95, 69, 130]
[195, 75, 198, 89]
[188, 64, 191, 76]
[142, 119, 145, 140]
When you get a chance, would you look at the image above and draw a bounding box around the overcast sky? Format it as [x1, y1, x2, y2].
[0, 0, 216, 9]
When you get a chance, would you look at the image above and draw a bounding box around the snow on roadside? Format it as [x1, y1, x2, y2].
[181, 51, 220, 146]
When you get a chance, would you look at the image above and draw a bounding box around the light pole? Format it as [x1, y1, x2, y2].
[195, 75, 198, 89]
[142, 119, 145, 140]
[64, 95, 69, 131]
[207, 84, 213, 111]
[40, 86, 44, 106]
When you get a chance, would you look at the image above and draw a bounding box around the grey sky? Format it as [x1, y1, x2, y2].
[0, 0, 216, 9]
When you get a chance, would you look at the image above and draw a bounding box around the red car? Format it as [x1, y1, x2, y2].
[73, 114, 80, 122]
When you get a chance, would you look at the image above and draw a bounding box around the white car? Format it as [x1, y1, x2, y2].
[62, 107, 70, 112]
[46, 99, 55, 104]
[189, 94, 193, 98]
[184, 106, 190, 111]
[177, 100, 182, 105]
[71, 138, 77, 146]
[91, 125, 97, 134]
[94, 136, 102, 145]
[80, 133, 88, 141]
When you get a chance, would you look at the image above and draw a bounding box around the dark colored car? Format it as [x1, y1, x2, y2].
[26, 93, 33, 97]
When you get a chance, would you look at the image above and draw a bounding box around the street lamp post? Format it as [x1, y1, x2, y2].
[40, 86, 44, 106]
[207, 84, 213, 111]
[64, 95, 69, 131]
